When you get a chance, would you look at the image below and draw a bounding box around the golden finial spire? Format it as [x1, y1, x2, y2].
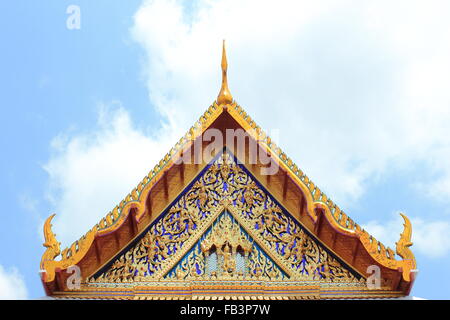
[217, 40, 233, 106]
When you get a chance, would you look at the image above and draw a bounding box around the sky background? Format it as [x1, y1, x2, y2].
[1, 0, 450, 299]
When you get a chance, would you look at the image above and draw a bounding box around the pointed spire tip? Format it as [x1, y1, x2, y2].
[217, 40, 233, 106]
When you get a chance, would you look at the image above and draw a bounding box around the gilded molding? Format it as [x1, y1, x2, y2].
[51, 279, 405, 300]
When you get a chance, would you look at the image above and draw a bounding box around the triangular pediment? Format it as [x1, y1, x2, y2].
[89, 150, 362, 285]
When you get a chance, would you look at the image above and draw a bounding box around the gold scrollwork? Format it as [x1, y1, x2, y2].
[90, 152, 359, 284]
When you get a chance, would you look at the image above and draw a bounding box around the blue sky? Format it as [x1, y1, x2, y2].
[1, 0, 450, 299]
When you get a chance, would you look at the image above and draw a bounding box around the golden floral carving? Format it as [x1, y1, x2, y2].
[90, 152, 359, 284]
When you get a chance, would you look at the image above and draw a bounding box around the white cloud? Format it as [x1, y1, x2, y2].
[44, 102, 181, 246]
[363, 214, 450, 258]
[43, 0, 450, 251]
[0, 265, 28, 300]
[131, 0, 450, 208]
